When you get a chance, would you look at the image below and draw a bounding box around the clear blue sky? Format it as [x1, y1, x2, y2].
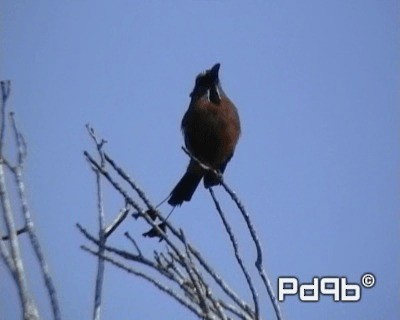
[1, 1, 399, 319]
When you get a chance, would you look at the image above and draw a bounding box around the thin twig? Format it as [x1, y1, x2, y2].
[180, 229, 210, 317]
[183, 144, 282, 320]
[0, 80, 40, 320]
[78, 224, 192, 289]
[0, 237, 17, 279]
[0, 80, 11, 156]
[219, 301, 253, 320]
[158, 252, 185, 282]
[209, 188, 260, 320]
[9, 112, 27, 167]
[79, 223, 213, 315]
[185, 251, 227, 320]
[83, 151, 178, 249]
[1, 226, 28, 240]
[81, 156, 235, 319]
[219, 182, 282, 320]
[84, 151, 244, 319]
[9, 111, 61, 320]
[104, 153, 154, 210]
[124, 232, 142, 256]
[104, 207, 129, 238]
[87, 150, 200, 253]
[186, 245, 255, 318]
[86, 124, 106, 320]
[93, 168, 105, 320]
[82, 136, 266, 319]
[14, 167, 61, 320]
[81, 245, 205, 319]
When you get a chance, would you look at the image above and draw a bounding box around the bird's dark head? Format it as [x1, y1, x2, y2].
[190, 63, 223, 104]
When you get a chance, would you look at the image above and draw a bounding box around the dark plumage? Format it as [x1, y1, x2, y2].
[168, 63, 241, 206]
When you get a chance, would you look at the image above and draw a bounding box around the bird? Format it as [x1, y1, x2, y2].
[168, 63, 241, 206]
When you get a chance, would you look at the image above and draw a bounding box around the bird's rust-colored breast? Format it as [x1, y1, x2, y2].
[182, 96, 241, 168]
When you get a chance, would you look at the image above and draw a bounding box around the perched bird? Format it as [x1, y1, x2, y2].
[168, 63, 241, 206]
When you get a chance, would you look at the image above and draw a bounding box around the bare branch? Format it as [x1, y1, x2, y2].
[78, 223, 224, 318]
[86, 124, 107, 162]
[0, 80, 11, 156]
[185, 245, 254, 318]
[104, 206, 130, 238]
[0, 80, 40, 320]
[14, 167, 61, 320]
[124, 232, 142, 256]
[80, 128, 282, 319]
[10, 106, 61, 320]
[218, 183, 282, 320]
[83, 151, 176, 247]
[84, 151, 142, 213]
[85, 124, 107, 320]
[219, 301, 253, 320]
[93, 168, 105, 320]
[84, 150, 249, 315]
[179, 229, 210, 317]
[1, 226, 28, 240]
[209, 188, 260, 320]
[81, 245, 205, 318]
[104, 153, 154, 210]
[77, 224, 157, 269]
[0, 238, 17, 279]
[9, 112, 28, 166]
[182, 144, 282, 320]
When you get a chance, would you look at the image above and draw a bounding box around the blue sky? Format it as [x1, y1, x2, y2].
[1, 1, 399, 319]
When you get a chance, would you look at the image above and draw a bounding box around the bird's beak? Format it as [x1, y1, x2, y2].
[209, 63, 220, 80]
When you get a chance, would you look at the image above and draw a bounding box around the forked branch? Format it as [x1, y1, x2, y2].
[79, 127, 281, 320]
[0, 81, 61, 320]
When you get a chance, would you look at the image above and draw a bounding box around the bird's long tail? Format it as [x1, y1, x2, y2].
[168, 170, 203, 206]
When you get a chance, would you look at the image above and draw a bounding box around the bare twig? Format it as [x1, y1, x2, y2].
[81, 245, 205, 318]
[77, 224, 164, 272]
[86, 124, 106, 320]
[93, 169, 105, 320]
[78, 223, 221, 318]
[104, 153, 154, 210]
[10, 112, 27, 166]
[219, 183, 282, 320]
[80, 129, 272, 319]
[13, 163, 61, 320]
[124, 232, 142, 256]
[0, 81, 40, 320]
[0, 80, 11, 155]
[186, 245, 254, 318]
[180, 229, 210, 317]
[183, 145, 282, 320]
[1, 226, 28, 240]
[84, 151, 175, 247]
[181, 240, 227, 320]
[219, 300, 253, 320]
[209, 188, 260, 320]
[104, 207, 129, 239]
[85, 151, 252, 316]
[9, 112, 61, 319]
[0, 237, 17, 279]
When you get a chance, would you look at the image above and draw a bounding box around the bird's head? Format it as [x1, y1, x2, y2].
[190, 63, 222, 104]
